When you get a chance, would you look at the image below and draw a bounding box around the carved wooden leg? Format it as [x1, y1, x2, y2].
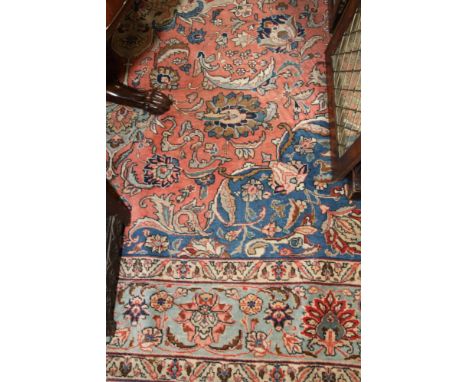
[106, 82, 172, 115]
[106, 43, 172, 115]
[347, 163, 361, 200]
[106, 181, 131, 340]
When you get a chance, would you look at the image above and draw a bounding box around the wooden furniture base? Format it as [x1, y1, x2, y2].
[106, 82, 172, 115]
[347, 163, 361, 200]
[106, 181, 131, 339]
[326, 0, 361, 193]
[106, 0, 172, 116]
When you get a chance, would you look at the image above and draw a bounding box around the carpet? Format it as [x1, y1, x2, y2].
[106, 0, 361, 380]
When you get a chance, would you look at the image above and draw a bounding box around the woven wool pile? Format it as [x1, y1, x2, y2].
[106, 0, 361, 380]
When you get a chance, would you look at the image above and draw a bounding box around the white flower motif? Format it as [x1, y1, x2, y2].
[232, 31, 255, 48]
[181, 238, 227, 258]
[231, 0, 253, 18]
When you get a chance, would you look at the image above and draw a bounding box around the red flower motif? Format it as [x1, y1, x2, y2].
[279, 247, 292, 256]
[166, 359, 183, 380]
[106, 104, 135, 133]
[175, 293, 234, 347]
[269, 261, 287, 280]
[302, 291, 360, 356]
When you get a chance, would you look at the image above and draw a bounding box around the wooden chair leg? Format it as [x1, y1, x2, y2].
[106, 82, 172, 115]
[106, 43, 172, 115]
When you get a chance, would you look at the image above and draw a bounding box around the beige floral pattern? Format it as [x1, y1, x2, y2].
[145, 234, 169, 253]
[150, 290, 174, 312]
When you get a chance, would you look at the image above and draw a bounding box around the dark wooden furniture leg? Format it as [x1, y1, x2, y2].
[106, 0, 172, 116]
[106, 82, 172, 115]
[347, 163, 361, 200]
[106, 181, 131, 339]
[106, 44, 172, 115]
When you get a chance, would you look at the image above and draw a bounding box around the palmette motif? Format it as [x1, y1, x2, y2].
[107, 0, 361, 380]
[108, 285, 360, 362]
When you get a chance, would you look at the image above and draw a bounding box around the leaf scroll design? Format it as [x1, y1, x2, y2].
[219, 180, 237, 226]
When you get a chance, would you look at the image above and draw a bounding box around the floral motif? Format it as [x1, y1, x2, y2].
[246, 331, 270, 356]
[302, 291, 360, 356]
[106, 104, 135, 133]
[282, 332, 303, 354]
[139, 327, 163, 350]
[180, 238, 228, 258]
[201, 92, 270, 139]
[257, 14, 305, 52]
[270, 365, 286, 382]
[175, 293, 234, 346]
[330, 185, 347, 198]
[123, 297, 150, 326]
[180, 63, 192, 73]
[279, 247, 293, 256]
[216, 365, 233, 382]
[117, 358, 132, 377]
[145, 234, 169, 254]
[150, 66, 180, 90]
[239, 294, 263, 315]
[322, 207, 361, 255]
[106, 0, 361, 376]
[108, 327, 130, 348]
[175, 261, 193, 279]
[188, 29, 207, 44]
[268, 261, 288, 280]
[231, 0, 253, 18]
[111, 11, 153, 58]
[152, 0, 203, 31]
[269, 161, 308, 194]
[143, 154, 181, 187]
[314, 179, 329, 190]
[225, 229, 242, 241]
[223, 63, 233, 72]
[265, 301, 293, 331]
[241, 179, 265, 202]
[261, 222, 282, 237]
[166, 359, 183, 379]
[232, 31, 256, 47]
[150, 290, 174, 312]
[294, 136, 317, 155]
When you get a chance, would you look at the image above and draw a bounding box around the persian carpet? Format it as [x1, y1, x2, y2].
[106, 0, 361, 381]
